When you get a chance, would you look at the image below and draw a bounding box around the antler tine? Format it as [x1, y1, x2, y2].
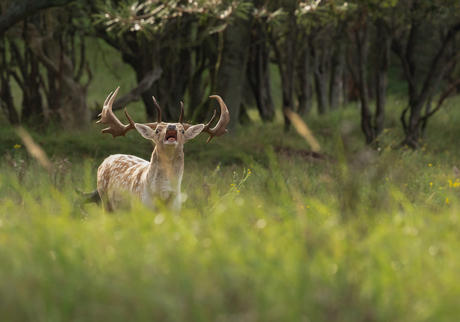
[97, 87, 136, 138]
[180, 95, 229, 143]
[124, 108, 135, 128]
[202, 110, 217, 130]
[97, 90, 114, 122]
[101, 91, 113, 108]
[179, 96, 229, 142]
[152, 96, 162, 123]
[203, 95, 229, 142]
[179, 102, 184, 124]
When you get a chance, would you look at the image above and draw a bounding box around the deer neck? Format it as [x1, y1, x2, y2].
[147, 146, 184, 184]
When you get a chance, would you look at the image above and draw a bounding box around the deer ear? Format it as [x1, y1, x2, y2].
[135, 123, 156, 140]
[184, 124, 205, 141]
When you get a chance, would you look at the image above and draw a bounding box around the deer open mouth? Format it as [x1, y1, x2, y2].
[165, 130, 178, 143]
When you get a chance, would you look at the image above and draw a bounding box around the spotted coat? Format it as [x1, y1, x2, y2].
[97, 122, 204, 212]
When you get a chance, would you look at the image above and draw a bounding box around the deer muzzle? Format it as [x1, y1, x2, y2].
[165, 125, 178, 144]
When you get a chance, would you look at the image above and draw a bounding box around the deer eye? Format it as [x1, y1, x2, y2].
[155, 129, 160, 134]
[181, 130, 185, 134]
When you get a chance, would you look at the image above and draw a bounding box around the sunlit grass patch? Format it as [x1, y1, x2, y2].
[2, 96, 460, 320]
[1, 141, 460, 320]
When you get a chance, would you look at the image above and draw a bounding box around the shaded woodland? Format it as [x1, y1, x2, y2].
[1, 0, 460, 148]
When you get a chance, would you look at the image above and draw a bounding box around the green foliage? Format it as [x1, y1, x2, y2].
[1, 95, 460, 320]
[94, 0, 254, 36]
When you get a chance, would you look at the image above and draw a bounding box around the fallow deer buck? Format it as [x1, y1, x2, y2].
[96, 86, 229, 212]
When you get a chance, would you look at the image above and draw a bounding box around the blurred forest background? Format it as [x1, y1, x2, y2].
[1, 0, 459, 148]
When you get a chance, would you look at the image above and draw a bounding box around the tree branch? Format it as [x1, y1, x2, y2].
[9, 40, 27, 81]
[0, 0, 74, 35]
[91, 68, 163, 119]
[27, 25, 60, 75]
[418, 79, 460, 125]
[417, 22, 460, 106]
[400, 105, 409, 135]
[391, 38, 417, 95]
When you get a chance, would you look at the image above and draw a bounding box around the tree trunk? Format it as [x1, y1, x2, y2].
[163, 46, 192, 121]
[137, 37, 161, 122]
[155, 24, 193, 122]
[215, 19, 251, 134]
[268, 7, 297, 131]
[342, 68, 349, 109]
[21, 47, 45, 125]
[421, 70, 444, 137]
[239, 103, 251, 124]
[188, 27, 209, 122]
[395, 20, 460, 147]
[311, 35, 328, 115]
[329, 36, 344, 111]
[0, 37, 20, 124]
[313, 49, 328, 115]
[296, 46, 312, 116]
[355, 23, 374, 144]
[247, 21, 275, 122]
[190, 33, 219, 123]
[7, 26, 45, 126]
[29, 21, 91, 130]
[374, 19, 391, 136]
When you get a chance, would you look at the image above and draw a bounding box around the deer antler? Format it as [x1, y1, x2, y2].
[97, 87, 136, 138]
[203, 95, 230, 142]
[181, 95, 230, 143]
[152, 96, 162, 123]
[98, 87, 162, 138]
[98, 87, 229, 142]
[179, 102, 184, 124]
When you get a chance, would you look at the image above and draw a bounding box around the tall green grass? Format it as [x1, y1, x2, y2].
[1, 95, 460, 321]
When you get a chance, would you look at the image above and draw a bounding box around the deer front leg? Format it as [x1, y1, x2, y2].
[169, 193, 182, 213]
[147, 189, 181, 213]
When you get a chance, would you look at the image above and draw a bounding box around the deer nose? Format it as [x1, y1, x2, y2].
[167, 124, 176, 131]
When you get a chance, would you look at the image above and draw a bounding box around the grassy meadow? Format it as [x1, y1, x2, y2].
[1, 40, 460, 321]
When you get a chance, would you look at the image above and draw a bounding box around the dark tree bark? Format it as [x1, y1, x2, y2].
[247, 21, 275, 122]
[446, 35, 460, 94]
[189, 33, 219, 123]
[215, 19, 252, 133]
[342, 67, 349, 109]
[296, 45, 312, 116]
[330, 25, 345, 111]
[374, 18, 391, 136]
[6, 26, 46, 126]
[21, 47, 43, 125]
[0, 0, 73, 35]
[0, 36, 20, 124]
[239, 103, 251, 124]
[156, 44, 192, 121]
[188, 27, 211, 122]
[152, 21, 197, 122]
[311, 35, 329, 115]
[268, 6, 297, 131]
[420, 44, 458, 137]
[353, 19, 374, 144]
